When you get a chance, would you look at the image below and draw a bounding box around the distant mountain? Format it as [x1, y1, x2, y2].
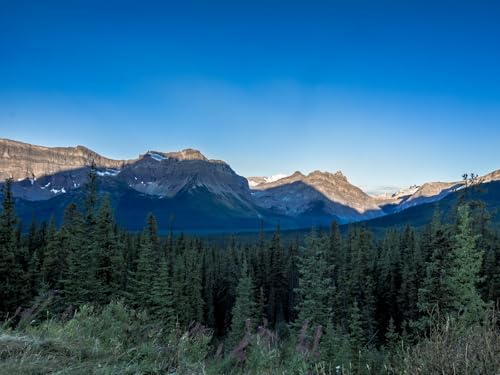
[0, 138, 132, 182]
[1, 137, 499, 232]
[247, 174, 290, 188]
[249, 170, 384, 222]
[361, 180, 500, 232]
[374, 181, 464, 214]
[0, 139, 270, 231]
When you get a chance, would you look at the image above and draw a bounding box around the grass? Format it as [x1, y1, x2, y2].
[1, 301, 499, 375]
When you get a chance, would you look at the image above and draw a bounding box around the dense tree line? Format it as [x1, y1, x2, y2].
[0, 170, 499, 373]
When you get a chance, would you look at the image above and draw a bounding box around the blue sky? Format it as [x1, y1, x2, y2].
[1, 1, 499, 194]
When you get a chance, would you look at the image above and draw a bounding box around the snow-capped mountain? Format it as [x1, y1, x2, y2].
[247, 174, 290, 188]
[374, 181, 464, 214]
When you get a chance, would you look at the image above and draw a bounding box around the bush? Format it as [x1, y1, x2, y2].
[393, 310, 500, 375]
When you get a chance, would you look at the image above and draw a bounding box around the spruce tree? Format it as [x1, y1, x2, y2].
[0, 179, 25, 315]
[267, 227, 287, 326]
[295, 232, 334, 330]
[417, 228, 453, 329]
[128, 232, 156, 308]
[398, 226, 419, 325]
[384, 316, 400, 351]
[447, 204, 486, 325]
[227, 259, 257, 349]
[184, 240, 204, 324]
[95, 197, 124, 304]
[64, 203, 97, 306]
[40, 217, 61, 288]
[348, 299, 365, 372]
[150, 255, 175, 328]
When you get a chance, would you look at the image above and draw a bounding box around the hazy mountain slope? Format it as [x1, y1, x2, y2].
[362, 181, 500, 232]
[376, 181, 464, 214]
[2, 137, 500, 231]
[250, 170, 384, 222]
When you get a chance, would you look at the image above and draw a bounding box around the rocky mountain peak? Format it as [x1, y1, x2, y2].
[334, 171, 347, 180]
[290, 171, 305, 178]
[165, 148, 208, 161]
[307, 170, 348, 182]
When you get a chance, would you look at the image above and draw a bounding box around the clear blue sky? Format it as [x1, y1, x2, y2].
[1, 0, 499, 194]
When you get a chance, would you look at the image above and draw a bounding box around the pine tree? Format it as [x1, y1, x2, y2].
[128, 233, 156, 308]
[146, 213, 160, 260]
[202, 248, 216, 328]
[398, 226, 419, 325]
[150, 255, 175, 328]
[40, 217, 61, 288]
[348, 299, 365, 372]
[64, 203, 97, 306]
[417, 228, 453, 329]
[285, 240, 299, 323]
[482, 232, 500, 304]
[384, 316, 400, 351]
[65, 166, 101, 305]
[95, 197, 124, 304]
[227, 259, 257, 349]
[184, 240, 204, 324]
[0, 179, 26, 315]
[295, 232, 334, 330]
[266, 227, 288, 326]
[447, 204, 487, 325]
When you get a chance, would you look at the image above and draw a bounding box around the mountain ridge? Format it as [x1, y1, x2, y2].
[1, 137, 499, 231]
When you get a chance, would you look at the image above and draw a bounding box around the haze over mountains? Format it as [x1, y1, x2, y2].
[1, 138, 498, 231]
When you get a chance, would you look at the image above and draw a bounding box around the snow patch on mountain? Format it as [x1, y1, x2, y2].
[146, 152, 167, 162]
[248, 173, 289, 188]
[50, 187, 66, 194]
[96, 169, 120, 177]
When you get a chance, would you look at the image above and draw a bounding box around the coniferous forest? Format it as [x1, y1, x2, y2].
[1, 170, 499, 374]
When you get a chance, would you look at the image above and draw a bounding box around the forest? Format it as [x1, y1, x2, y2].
[0, 170, 499, 374]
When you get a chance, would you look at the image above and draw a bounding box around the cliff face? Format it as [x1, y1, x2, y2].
[118, 152, 252, 202]
[0, 139, 252, 207]
[0, 138, 131, 181]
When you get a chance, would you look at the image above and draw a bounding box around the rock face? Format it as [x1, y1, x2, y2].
[0, 138, 131, 181]
[119, 152, 252, 203]
[250, 170, 384, 222]
[0, 139, 252, 207]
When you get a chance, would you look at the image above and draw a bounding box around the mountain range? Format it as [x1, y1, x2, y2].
[1, 138, 499, 232]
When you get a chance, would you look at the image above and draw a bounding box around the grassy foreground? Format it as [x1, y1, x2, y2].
[1, 301, 499, 375]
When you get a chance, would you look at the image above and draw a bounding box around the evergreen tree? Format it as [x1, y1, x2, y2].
[417, 228, 453, 329]
[128, 232, 156, 308]
[184, 240, 204, 324]
[227, 259, 257, 349]
[64, 203, 97, 305]
[397, 226, 419, 325]
[150, 255, 175, 328]
[40, 217, 61, 288]
[482, 232, 500, 304]
[95, 197, 124, 304]
[384, 316, 400, 351]
[0, 179, 26, 315]
[348, 299, 365, 373]
[266, 227, 288, 326]
[447, 204, 487, 325]
[295, 232, 334, 330]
